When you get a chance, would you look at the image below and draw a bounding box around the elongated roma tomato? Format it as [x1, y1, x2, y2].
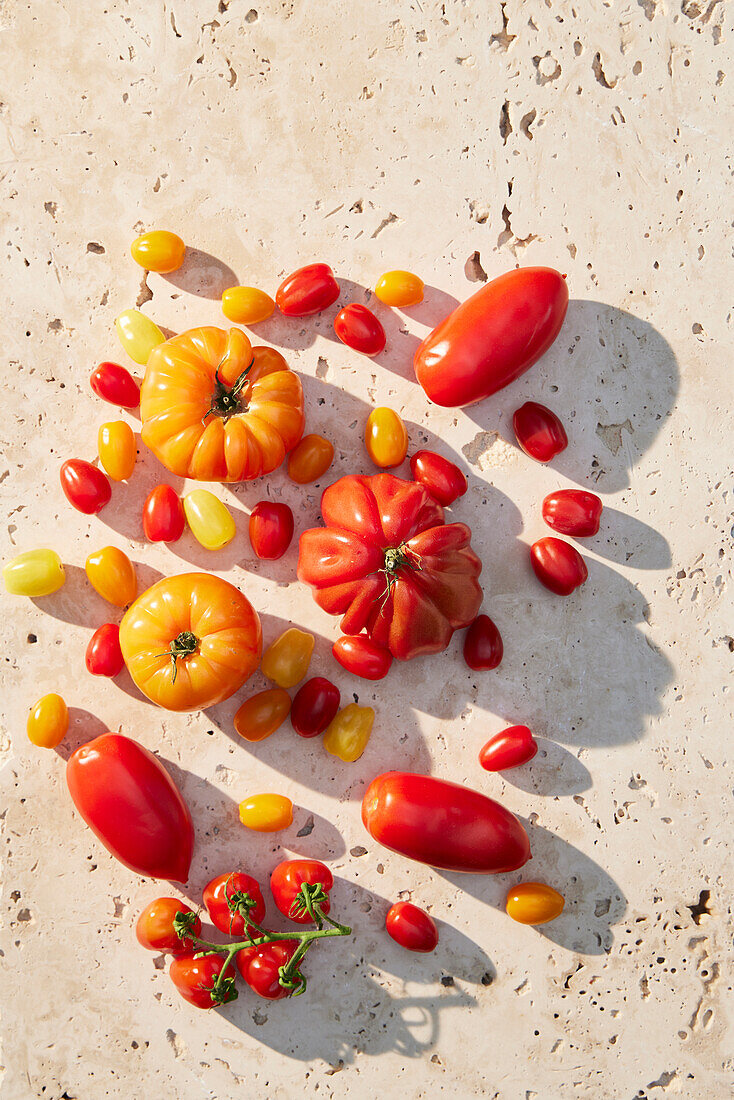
[261, 628, 314, 689]
[506, 882, 564, 925]
[143, 485, 185, 543]
[130, 230, 186, 274]
[463, 614, 503, 671]
[85, 546, 137, 607]
[290, 677, 340, 738]
[365, 408, 408, 468]
[27, 692, 68, 748]
[323, 703, 374, 762]
[248, 501, 294, 560]
[239, 794, 293, 832]
[136, 897, 201, 953]
[542, 489, 602, 537]
[375, 270, 424, 307]
[86, 623, 124, 678]
[479, 725, 538, 771]
[385, 901, 438, 952]
[98, 421, 136, 481]
[334, 304, 386, 356]
[4, 549, 65, 597]
[409, 450, 467, 506]
[90, 362, 140, 409]
[60, 459, 111, 515]
[287, 434, 334, 484]
[115, 309, 165, 365]
[332, 636, 392, 680]
[362, 771, 531, 873]
[513, 401, 568, 462]
[276, 263, 339, 316]
[222, 286, 275, 325]
[414, 267, 569, 407]
[530, 537, 588, 596]
[183, 490, 236, 550]
[234, 688, 291, 742]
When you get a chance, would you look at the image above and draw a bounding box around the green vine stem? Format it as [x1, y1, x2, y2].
[154, 630, 199, 684]
[201, 354, 255, 424]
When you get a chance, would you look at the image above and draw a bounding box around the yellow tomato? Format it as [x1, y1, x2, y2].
[97, 421, 136, 481]
[375, 270, 424, 307]
[115, 309, 165, 365]
[239, 793, 293, 832]
[3, 550, 65, 597]
[130, 230, 186, 274]
[323, 703, 374, 762]
[365, 407, 408, 468]
[85, 546, 137, 607]
[261, 628, 314, 688]
[234, 688, 291, 742]
[222, 286, 275, 325]
[506, 882, 565, 925]
[287, 434, 334, 484]
[183, 490, 236, 551]
[27, 693, 68, 748]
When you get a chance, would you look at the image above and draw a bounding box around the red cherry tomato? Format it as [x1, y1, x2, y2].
[202, 872, 266, 937]
[385, 901, 438, 953]
[85, 623, 124, 677]
[530, 537, 588, 596]
[276, 263, 339, 316]
[334, 304, 386, 356]
[90, 361, 140, 409]
[248, 501, 294, 560]
[332, 635, 392, 680]
[169, 953, 237, 1009]
[512, 401, 568, 462]
[290, 677, 341, 738]
[270, 859, 333, 925]
[409, 450, 467, 506]
[59, 459, 111, 515]
[136, 897, 201, 953]
[143, 485, 185, 543]
[542, 489, 602, 537]
[463, 614, 503, 671]
[479, 725, 538, 771]
[237, 939, 299, 1000]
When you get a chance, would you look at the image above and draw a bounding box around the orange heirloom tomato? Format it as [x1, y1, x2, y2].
[85, 546, 137, 608]
[287, 434, 334, 484]
[234, 688, 291, 742]
[222, 287, 275, 325]
[140, 327, 304, 482]
[374, 270, 424, 307]
[506, 882, 565, 925]
[323, 703, 374, 762]
[130, 231, 186, 274]
[119, 573, 262, 712]
[239, 793, 293, 832]
[27, 693, 68, 748]
[261, 628, 314, 689]
[365, 407, 408, 468]
[98, 421, 136, 481]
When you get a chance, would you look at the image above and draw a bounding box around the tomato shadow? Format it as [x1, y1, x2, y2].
[53, 707, 109, 760]
[400, 285, 460, 330]
[97, 442, 185, 545]
[497, 739, 592, 798]
[31, 565, 114, 629]
[590, 507, 672, 571]
[165, 506, 252, 573]
[162, 248, 239, 300]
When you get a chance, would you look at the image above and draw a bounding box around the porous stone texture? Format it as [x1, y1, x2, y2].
[1, 2, 732, 1098]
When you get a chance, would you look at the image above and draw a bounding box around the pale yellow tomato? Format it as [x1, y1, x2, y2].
[130, 231, 186, 274]
[506, 882, 565, 925]
[239, 794, 293, 832]
[375, 270, 424, 307]
[115, 309, 165, 365]
[183, 490, 236, 550]
[27, 693, 68, 748]
[222, 287, 275, 325]
[97, 421, 136, 481]
[365, 407, 408, 468]
[3, 550, 65, 597]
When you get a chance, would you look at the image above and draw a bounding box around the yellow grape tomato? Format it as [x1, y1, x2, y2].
[222, 286, 275, 325]
[506, 882, 565, 925]
[3, 549, 65, 597]
[323, 703, 374, 762]
[375, 270, 424, 307]
[85, 546, 137, 607]
[98, 421, 136, 481]
[130, 230, 186, 274]
[27, 693, 68, 748]
[115, 309, 165, 366]
[287, 434, 334, 484]
[239, 793, 293, 832]
[234, 688, 291, 742]
[261, 628, 314, 689]
[365, 407, 408, 468]
[183, 490, 236, 550]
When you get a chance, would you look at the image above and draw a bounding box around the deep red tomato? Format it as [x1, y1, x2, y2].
[385, 901, 438, 953]
[334, 304, 386, 355]
[169, 953, 237, 1009]
[60, 459, 111, 515]
[202, 871, 266, 936]
[237, 939, 299, 1000]
[66, 733, 194, 882]
[136, 897, 201, 953]
[463, 614, 503, 671]
[512, 401, 568, 462]
[332, 635, 392, 680]
[85, 623, 124, 677]
[276, 263, 339, 316]
[143, 484, 185, 543]
[90, 361, 140, 409]
[479, 725, 538, 771]
[414, 267, 569, 407]
[270, 859, 333, 924]
[531, 537, 588, 596]
[542, 489, 602, 537]
[362, 771, 531, 873]
[290, 677, 340, 738]
[248, 501, 294, 560]
[409, 450, 467, 506]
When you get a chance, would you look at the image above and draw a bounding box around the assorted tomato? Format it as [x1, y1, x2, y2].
[237, 940, 300, 1000]
[513, 401, 568, 462]
[85, 623, 124, 678]
[276, 263, 339, 316]
[115, 308, 165, 365]
[136, 898, 201, 953]
[27, 693, 68, 748]
[97, 421, 136, 481]
[385, 902, 438, 953]
[409, 450, 467, 506]
[183, 489, 236, 550]
[323, 703, 374, 762]
[90, 362, 140, 409]
[334, 303, 386, 355]
[130, 231, 186, 274]
[365, 407, 408, 468]
[375, 270, 424, 307]
[542, 489, 603, 537]
[290, 677, 340, 738]
[222, 286, 275, 325]
[270, 859, 333, 924]
[4, 549, 65, 597]
[287, 433, 334, 484]
[170, 953, 237, 1009]
[234, 688, 291, 742]
[142, 484, 185, 543]
[60, 459, 111, 515]
[506, 882, 565, 925]
[248, 501, 294, 560]
[463, 614, 503, 671]
[479, 725, 538, 771]
[203, 871, 266, 936]
[332, 635, 392, 680]
[239, 794, 294, 833]
[530, 537, 588, 596]
[85, 546, 137, 607]
[261, 627, 314, 689]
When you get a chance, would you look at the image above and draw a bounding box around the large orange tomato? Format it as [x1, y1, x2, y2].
[140, 327, 304, 481]
[119, 573, 262, 711]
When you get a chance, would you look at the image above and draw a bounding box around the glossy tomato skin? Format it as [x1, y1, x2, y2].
[531, 537, 588, 596]
[85, 546, 137, 607]
[375, 270, 424, 307]
[136, 898, 201, 953]
[115, 309, 165, 366]
[183, 490, 236, 550]
[414, 267, 569, 407]
[203, 871, 266, 936]
[463, 615, 503, 671]
[234, 688, 291, 742]
[323, 703, 374, 762]
[130, 231, 185, 274]
[479, 725, 538, 771]
[291, 677, 341, 738]
[276, 263, 339, 316]
[60, 460, 111, 515]
[506, 882, 565, 925]
[365, 407, 408, 468]
[4, 550, 65, 598]
[270, 859, 333, 924]
[542, 489, 602, 537]
[222, 286, 275, 325]
[386, 902, 438, 952]
[334, 304, 386, 355]
[85, 623, 124, 677]
[513, 401, 568, 462]
[239, 794, 293, 833]
[27, 693, 68, 748]
[409, 450, 467, 506]
[261, 628, 314, 689]
[332, 635, 392, 680]
[287, 434, 334, 484]
[66, 733, 194, 882]
[143, 485, 185, 543]
[98, 421, 136, 481]
[237, 939, 299, 1000]
[362, 771, 531, 874]
[170, 953, 236, 1008]
[90, 362, 140, 409]
[249, 501, 294, 560]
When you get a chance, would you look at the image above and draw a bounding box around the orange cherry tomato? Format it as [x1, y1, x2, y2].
[375, 270, 424, 307]
[222, 287, 275, 325]
[27, 692, 68, 748]
[261, 628, 314, 689]
[234, 688, 291, 742]
[506, 882, 565, 925]
[97, 421, 136, 481]
[130, 231, 186, 274]
[85, 546, 137, 607]
[239, 794, 294, 832]
[365, 407, 408, 468]
[287, 434, 334, 484]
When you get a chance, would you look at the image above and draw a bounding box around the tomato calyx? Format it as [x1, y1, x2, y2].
[377, 542, 422, 607]
[287, 881, 330, 923]
[202, 356, 255, 423]
[173, 909, 202, 942]
[157, 630, 199, 683]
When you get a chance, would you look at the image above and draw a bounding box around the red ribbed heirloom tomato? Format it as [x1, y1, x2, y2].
[298, 474, 482, 660]
[290, 677, 340, 738]
[512, 401, 568, 462]
[248, 501, 294, 560]
[276, 263, 339, 316]
[332, 635, 392, 680]
[143, 485, 185, 543]
[385, 901, 438, 953]
[542, 489, 602, 537]
[334, 304, 386, 355]
[409, 450, 467, 506]
[479, 725, 538, 771]
[530, 537, 588, 596]
[203, 871, 266, 936]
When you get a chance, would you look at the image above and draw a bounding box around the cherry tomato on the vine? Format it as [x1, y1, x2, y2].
[479, 725, 538, 771]
[60, 460, 111, 515]
[323, 703, 374, 762]
[222, 286, 275, 325]
[86, 623, 124, 677]
[98, 421, 136, 481]
[409, 450, 467, 506]
[542, 489, 603, 537]
[530, 537, 587, 596]
[248, 501, 294, 560]
[332, 635, 392, 680]
[506, 882, 565, 925]
[385, 902, 438, 953]
[334, 303, 386, 356]
[237, 939, 299, 1000]
[115, 309, 165, 366]
[130, 231, 185, 274]
[290, 677, 340, 738]
[169, 952, 237, 1009]
[27, 693, 68, 748]
[4, 550, 65, 597]
[287, 434, 334, 484]
[203, 871, 266, 936]
[85, 546, 137, 607]
[513, 401, 568, 462]
[463, 614, 503, 671]
[234, 688, 291, 742]
[365, 407, 408, 468]
[238, 794, 293, 833]
[143, 484, 185, 543]
[276, 263, 339, 316]
[90, 362, 140, 409]
[183, 489, 236, 551]
[261, 628, 314, 689]
[136, 897, 201, 953]
[270, 859, 333, 925]
[375, 270, 424, 307]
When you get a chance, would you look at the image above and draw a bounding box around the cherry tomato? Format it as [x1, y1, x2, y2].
[222, 286, 275, 324]
[202, 871, 266, 936]
[183, 489, 236, 550]
[506, 882, 565, 925]
[323, 703, 374, 762]
[85, 546, 137, 607]
[4, 550, 65, 597]
[239, 794, 293, 833]
[291, 677, 340, 738]
[85, 623, 124, 678]
[375, 270, 424, 307]
[479, 725, 538, 771]
[542, 489, 603, 537]
[98, 421, 136, 481]
[365, 408, 408, 468]
[287, 434, 334, 484]
[261, 628, 314, 689]
[60, 459, 111, 515]
[169, 952, 237, 1008]
[143, 484, 185, 543]
[130, 230, 186, 274]
[90, 362, 140, 409]
[530, 537, 588, 596]
[463, 614, 503, 671]
[270, 859, 333, 925]
[27, 692, 68, 748]
[513, 401, 568, 462]
[115, 308, 165, 366]
[409, 450, 467, 506]
[237, 939, 299, 1000]
[276, 263, 339, 316]
[249, 501, 294, 560]
[385, 901, 438, 953]
[332, 635, 392, 680]
[334, 304, 386, 356]
[234, 688, 291, 742]
[136, 897, 201, 953]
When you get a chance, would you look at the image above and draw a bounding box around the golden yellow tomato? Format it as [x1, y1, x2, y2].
[365, 407, 408, 468]
[323, 703, 374, 762]
[234, 688, 291, 742]
[222, 287, 275, 325]
[239, 794, 293, 832]
[506, 882, 565, 925]
[261, 628, 314, 688]
[98, 421, 136, 481]
[27, 693, 68, 748]
[130, 230, 186, 274]
[85, 546, 137, 607]
[375, 270, 424, 307]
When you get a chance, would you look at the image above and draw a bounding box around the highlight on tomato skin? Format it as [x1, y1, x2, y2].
[409, 450, 467, 506]
[365, 407, 408, 469]
[276, 263, 339, 317]
[334, 303, 386, 356]
[248, 501, 294, 560]
[332, 635, 392, 680]
[512, 401, 568, 463]
[291, 677, 341, 738]
[375, 270, 424, 308]
[463, 614, 503, 671]
[385, 901, 438, 953]
[542, 489, 603, 538]
[479, 725, 538, 771]
[60, 459, 111, 515]
[505, 881, 565, 925]
[530, 537, 588, 596]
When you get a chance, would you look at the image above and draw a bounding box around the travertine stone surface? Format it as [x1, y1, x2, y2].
[1, 2, 732, 1097]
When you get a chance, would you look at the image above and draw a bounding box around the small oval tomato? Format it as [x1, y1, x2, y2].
[287, 434, 334, 484]
[385, 901, 438, 953]
[323, 703, 374, 763]
[60, 459, 111, 515]
[261, 628, 314, 689]
[237, 939, 299, 1000]
[85, 546, 137, 607]
[375, 270, 424, 307]
[334, 304, 386, 356]
[86, 623, 124, 677]
[542, 489, 603, 537]
[332, 635, 392, 680]
[169, 953, 237, 1009]
[115, 308, 165, 366]
[90, 362, 140, 409]
[270, 859, 333, 925]
[365, 408, 408, 468]
[530, 537, 588, 596]
[513, 401, 568, 462]
[27, 693, 68, 748]
[203, 871, 266, 936]
[222, 286, 275, 325]
[479, 725, 538, 771]
[239, 794, 294, 833]
[143, 484, 185, 543]
[291, 677, 340, 738]
[409, 450, 467, 506]
[183, 489, 236, 550]
[276, 263, 339, 316]
[249, 501, 294, 560]
[234, 688, 291, 743]
[506, 882, 565, 925]
[4, 550, 65, 597]
[463, 615, 503, 671]
[136, 897, 201, 953]
[98, 421, 136, 481]
[130, 230, 186, 274]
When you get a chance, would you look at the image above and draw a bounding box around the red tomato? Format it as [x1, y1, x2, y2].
[136, 897, 201, 953]
[385, 901, 438, 953]
[463, 615, 503, 671]
[85, 623, 124, 677]
[248, 501, 294, 560]
[143, 485, 185, 543]
[169, 952, 237, 1009]
[202, 872, 266, 937]
[276, 263, 339, 316]
[334, 304, 386, 356]
[332, 635, 392, 680]
[542, 489, 602, 537]
[530, 537, 588, 596]
[362, 771, 531, 873]
[90, 361, 140, 409]
[479, 725, 538, 771]
[409, 450, 467, 506]
[512, 401, 568, 462]
[59, 459, 111, 515]
[237, 939, 299, 1000]
[414, 267, 569, 407]
[66, 733, 194, 882]
[290, 677, 341, 738]
[270, 859, 333, 925]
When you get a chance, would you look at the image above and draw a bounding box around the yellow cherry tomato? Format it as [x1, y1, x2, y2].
[85, 546, 137, 607]
[261, 628, 314, 689]
[323, 703, 374, 762]
[375, 270, 424, 307]
[239, 793, 294, 832]
[130, 230, 186, 274]
[3, 550, 65, 597]
[115, 309, 165, 366]
[183, 490, 236, 550]
[222, 286, 275, 325]
[506, 882, 565, 925]
[27, 693, 68, 748]
[287, 434, 334, 484]
[97, 421, 136, 481]
[234, 688, 291, 742]
[365, 407, 408, 468]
